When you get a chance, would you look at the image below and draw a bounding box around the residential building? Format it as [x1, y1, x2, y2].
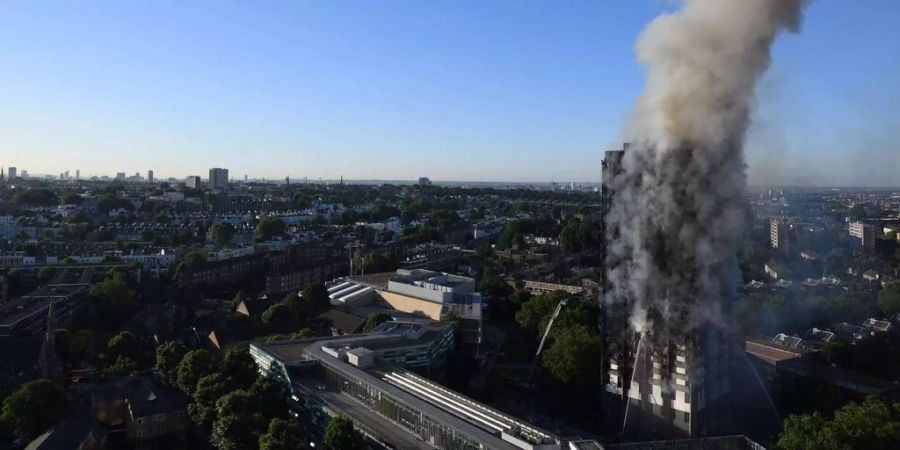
[418, 177, 431, 186]
[185, 175, 201, 189]
[522, 280, 584, 296]
[849, 221, 874, 252]
[7, 167, 16, 179]
[770, 219, 789, 253]
[92, 376, 188, 445]
[399, 244, 462, 271]
[147, 170, 154, 182]
[208, 167, 229, 190]
[265, 258, 347, 295]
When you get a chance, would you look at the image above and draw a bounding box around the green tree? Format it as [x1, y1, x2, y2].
[222, 343, 259, 388]
[259, 418, 306, 450]
[211, 405, 268, 450]
[5, 268, 21, 296]
[323, 415, 366, 450]
[497, 220, 534, 249]
[0, 379, 67, 440]
[481, 268, 513, 299]
[59, 192, 84, 205]
[175, 251, 207, 280]
[66, 212, 90, 224]
[37, 266, 58, 285]
[249, 377, 288, 420]
[262, 303, 294, 324]
[515, 292, 561, 334]
[107, 331, 140, 360]
[303, 282, 331, 310]
[441, 310, 462, 344]
[849, 204, 868, 220]
[102, 356, 139, 378]
[362, 312, 392, 332]
[210, 223, 236, 249]
[283, 293, 314, 320]
[776, 397, 900, 450]
[156, 340, 187, 386]
[88, 273, 138, 329]
[190, 373, 237, 428]
[878, 284, 900, 317]
[265, 328, 315, 342]
[15, 189, 58, 207]
[363, 252, 399, 273]
[541, 325, 602, 384]
[255, 216, 286, 242]
[177, 349, 217, 396]
[211, 383, 284, 450]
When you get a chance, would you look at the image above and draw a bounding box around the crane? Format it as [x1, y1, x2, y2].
[527, 299, 567, 383]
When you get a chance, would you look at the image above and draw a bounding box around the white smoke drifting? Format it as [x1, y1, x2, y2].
[606, 0, 808, 340]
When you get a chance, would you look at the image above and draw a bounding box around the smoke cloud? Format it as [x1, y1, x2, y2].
[606, 0, 808, 340]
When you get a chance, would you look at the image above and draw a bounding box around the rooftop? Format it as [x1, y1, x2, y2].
[302, 342, 557, 449]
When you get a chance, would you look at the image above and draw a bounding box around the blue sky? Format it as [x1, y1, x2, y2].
[1, 1, 898, 184]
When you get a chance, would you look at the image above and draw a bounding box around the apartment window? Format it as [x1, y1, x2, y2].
[135, 417, 146, 425]
[152, 413, 166, 422]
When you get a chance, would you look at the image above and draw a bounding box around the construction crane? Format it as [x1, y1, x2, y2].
[527, 299, 567, 383]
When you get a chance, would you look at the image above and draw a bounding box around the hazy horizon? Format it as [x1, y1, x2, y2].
[2, 1, 899, 186]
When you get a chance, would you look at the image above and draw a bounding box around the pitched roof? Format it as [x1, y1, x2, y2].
[93, 376, 187, 419]
[309, 309, 366, 335]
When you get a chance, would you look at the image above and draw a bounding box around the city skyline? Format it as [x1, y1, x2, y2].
[2, 1, 899, 185]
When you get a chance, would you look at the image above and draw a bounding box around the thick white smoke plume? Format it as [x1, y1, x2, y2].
[606, 0, 807, 340]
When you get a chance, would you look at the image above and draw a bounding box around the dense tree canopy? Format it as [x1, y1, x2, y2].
[88, 273, 139, 329]
[541, 325, 602, 384]
[0, 379, 67, 440]
[156, 340, 187, 386]
[102, 356, 140, 378]
[15, 189, 58, 207]
[878, 284, 900, 317]
[558, 218, 600, 252]
[191, 373, 237, 428]
[255, 216, 286, 242]
[303, 282, 331, 310]
[515, 291, 566, 334]
[210, 223, 236, 249]
[107, 331, 141, 360]
[362, 311, 392, 332]
[259, 418, 306, 450]
[177, 349, 217, 396]
[211, 402, 268, 450]
[323, 415, 366, 450]
[776, 398, 900, 450]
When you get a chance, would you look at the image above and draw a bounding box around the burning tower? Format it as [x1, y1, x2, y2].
[602, 0, 809, 440]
